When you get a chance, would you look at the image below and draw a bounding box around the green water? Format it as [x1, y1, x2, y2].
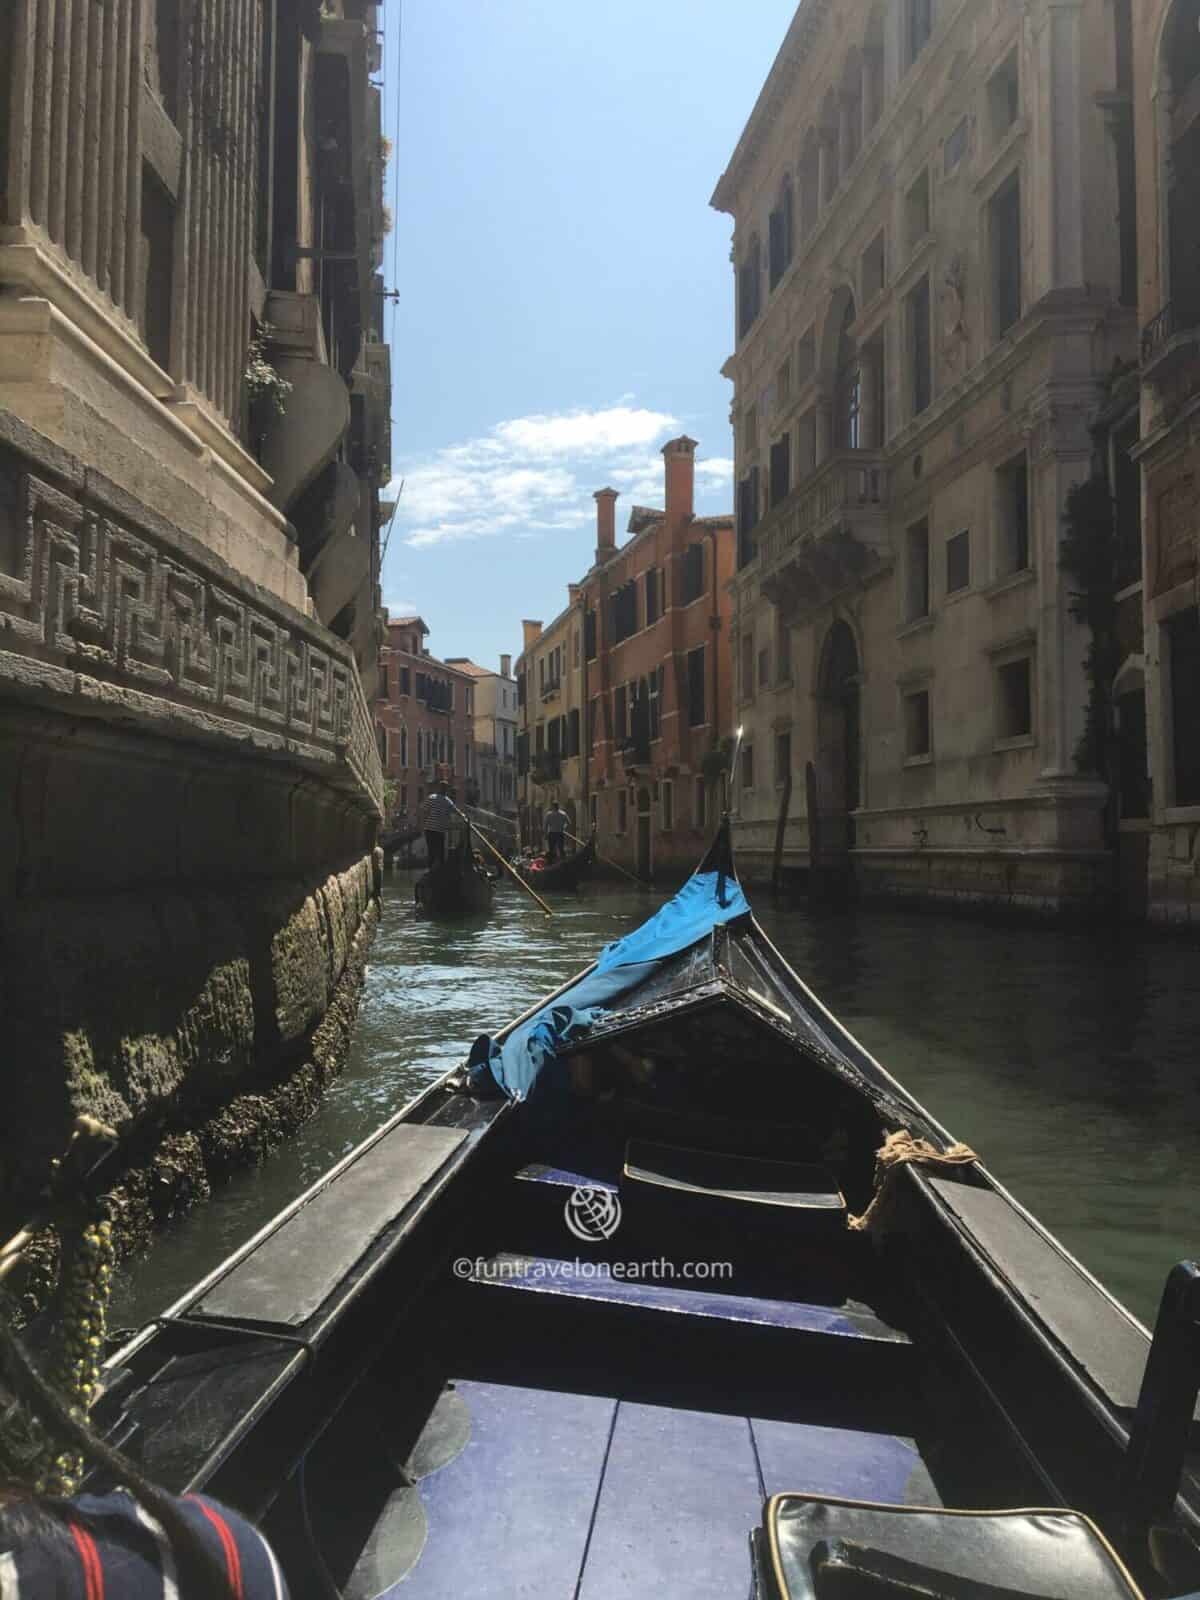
[111, 870, 1200, 1329]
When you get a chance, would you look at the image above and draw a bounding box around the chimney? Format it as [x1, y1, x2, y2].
[662, 435, 697, 524]
[594, 487, 618, 563]
[567, 583, 581, 606]
[522, 619, 543, 652]
[500, 653, 511, 678]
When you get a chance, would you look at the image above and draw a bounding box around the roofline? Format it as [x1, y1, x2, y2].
[709, 0, 833, 216]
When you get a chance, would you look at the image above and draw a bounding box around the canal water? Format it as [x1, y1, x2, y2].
[112, 870, 1200, 1330]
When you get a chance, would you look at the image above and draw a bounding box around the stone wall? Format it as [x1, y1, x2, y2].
[0, 410, 383, 1278]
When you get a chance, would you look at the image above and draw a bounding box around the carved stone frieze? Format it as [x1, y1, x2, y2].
[0, 445, 383, 816]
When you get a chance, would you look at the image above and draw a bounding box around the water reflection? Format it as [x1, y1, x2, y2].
[112, 871, 1200, 1328]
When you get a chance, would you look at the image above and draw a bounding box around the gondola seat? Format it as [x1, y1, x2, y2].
[622, 1140, 846, 1236]
[752, 1495, 1144, 1599]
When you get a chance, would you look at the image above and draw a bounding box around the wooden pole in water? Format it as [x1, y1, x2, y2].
[772, 771, 793, 898]
[563, 828, 643, 887]
[450, 800, 553, 917]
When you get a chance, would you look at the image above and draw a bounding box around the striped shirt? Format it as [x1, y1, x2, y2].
[0, 1490, 287, 1599]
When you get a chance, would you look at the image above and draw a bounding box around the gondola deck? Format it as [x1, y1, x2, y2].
[97, 822, 1200, 1599]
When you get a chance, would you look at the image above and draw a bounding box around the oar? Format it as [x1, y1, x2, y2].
[563, 828, 643, 887]
[449, 800, 553, 917]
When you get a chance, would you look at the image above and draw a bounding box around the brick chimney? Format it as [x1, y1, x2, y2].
[500, 653, 511, 678]
[594, 487, 618, 563]
[567, 583, 581, 606]
[522, 620, 543, 652]
[662, 435, 697, 524]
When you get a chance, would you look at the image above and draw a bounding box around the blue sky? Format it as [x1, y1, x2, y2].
[380, 1, 795, 669]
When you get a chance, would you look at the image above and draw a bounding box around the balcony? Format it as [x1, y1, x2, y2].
[530, 754, 561, 785]
[756, 451, 891, 619]
[1141, 299, 1200, 398]
[540, 676, 562, 703]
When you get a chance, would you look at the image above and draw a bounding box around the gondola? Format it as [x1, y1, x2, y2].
[514, 827, 597, 892]
[413, 837, 492, 916]
[95, 819, 1200, 1599]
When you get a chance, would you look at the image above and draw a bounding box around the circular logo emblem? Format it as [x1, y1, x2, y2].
[564, 1185, 622, 1243]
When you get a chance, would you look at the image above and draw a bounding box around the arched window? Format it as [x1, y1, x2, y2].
[834, 298, 861, 450]
[820, 90, 841, 204]
[738, 235, 762, 339]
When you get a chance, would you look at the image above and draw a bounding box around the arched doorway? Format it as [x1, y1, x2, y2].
[816, 620, 861, 868]
[636, 786, 652, 881]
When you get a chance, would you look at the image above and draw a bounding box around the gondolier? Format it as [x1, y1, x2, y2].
[544, 801, 569, 862]
[421, 783, 456, 866]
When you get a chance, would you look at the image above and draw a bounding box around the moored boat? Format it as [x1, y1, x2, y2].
[513, 828, 597, 892]
[94, 820, 1200, 1599]
[413, 838, 492, 916]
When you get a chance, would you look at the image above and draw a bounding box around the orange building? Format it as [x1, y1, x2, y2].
[376, 616, 477, 823]
[581, 437, 735, 878]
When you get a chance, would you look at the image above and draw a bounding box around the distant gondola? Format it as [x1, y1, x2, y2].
[514, 827, 597, 892]
[413, 837, 492, 916]
[97, 818, 1198, 1599]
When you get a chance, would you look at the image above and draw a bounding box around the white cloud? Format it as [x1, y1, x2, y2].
[385, 597, 419, 617]
[392, 403, 729, 552]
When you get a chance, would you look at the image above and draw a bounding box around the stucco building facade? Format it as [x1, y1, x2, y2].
[1131, 0, 1200, 923]
[0, 1, 388, 1254]
[377, 617, 477, 821]
[713, 0, 1139, 909]
[446, 655, 518, 819]
[581, 438, 736, 880]
[515, 607, 584, 848]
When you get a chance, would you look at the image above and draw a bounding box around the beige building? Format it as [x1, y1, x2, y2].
[712, 0, 1139, 910]
[515, 605, 585, 847]
[1131, 0, 1200, 924]
[0, 4, 388, 1244]
[446, 655, 519, 818]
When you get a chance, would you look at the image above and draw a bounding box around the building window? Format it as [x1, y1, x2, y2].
[680, 543, 705, 605]
[584, 610, 597, 661]
[740, 743, 755, 790]
[140, 167, 175, 372]
[588, 696, 599, 748]
[617, 789, 628, 833]
[737, 467, 760, 568]
[400, 725, 409, 768]
[945, 117, 968, 174]
[744, 404, 758, 454]
[613, 683, 628, 743]
[695, 776, 707, 831]
[400, 667, 410, 695]
[1167, 609, 1200, 805]
[996, 657, 1033, 740]
[988, 49, 1020, 141]
[776, 356, 792, 410]
[687, 646, 706, 727]
[611, 581, 638, 643]
[573, 632, 580, 668]
[796, 327, 816, 384]
[862, 232, 885, 303]
[589, 793, 598, 830]
[662, 780, 674, 831]
[905, 170, 931, 256]
[830, 298, 861, 451]
[768, 177, 794, 291]
[904, 689, 932, 758]
[906, 0, 933, 68]
[738, 235, 762, 339]
[645, 568, 660, 626]
[996, 452, 1030, 574]
[567, 708, 581, 757]
[769, 433, 791, 506]
[946, 530, 970, 594]
[777, 617, 792, 683]
[775, 730, 791, 785]
[907, 275, 932, 417]
[906, 518, 931, 621]
[990, 172, 1022, 338]
[757, 647, 770, 687]
[740, 632, 754, 701]
[648, 667, 662, 740]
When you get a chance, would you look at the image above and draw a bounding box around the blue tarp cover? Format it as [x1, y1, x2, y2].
[473, 869, 750, 1102]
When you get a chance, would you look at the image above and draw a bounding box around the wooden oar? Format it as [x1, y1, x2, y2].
[563, 828, 643, 887]
[450, 800, 553, 917]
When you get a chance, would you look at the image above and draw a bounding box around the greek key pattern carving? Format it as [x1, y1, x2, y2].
[0, 471, 383, 813]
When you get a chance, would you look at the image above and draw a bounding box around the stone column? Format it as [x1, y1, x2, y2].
[1033, 0, 1085, 295]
